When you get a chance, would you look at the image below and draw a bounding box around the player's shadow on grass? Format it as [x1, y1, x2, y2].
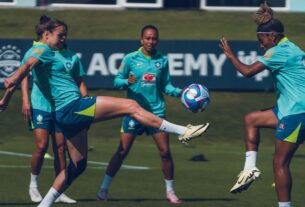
[78, 197, 236, 202]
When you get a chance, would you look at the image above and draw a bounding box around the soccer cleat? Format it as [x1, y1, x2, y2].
[29, 187, 43, 203]
[230, 167, 261, 194]
[97, 189, 108, 201]
[166, 191, 182, 205]
[178, 123, 210, 143]
[55, 193, 77, 203]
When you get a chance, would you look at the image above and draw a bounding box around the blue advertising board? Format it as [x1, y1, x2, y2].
[0, 39, 273, 91]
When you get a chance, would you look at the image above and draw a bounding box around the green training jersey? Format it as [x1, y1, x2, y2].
[23, 42, 85, 111]
[114, 48, 181, 117]
[259, 37, 305, 119]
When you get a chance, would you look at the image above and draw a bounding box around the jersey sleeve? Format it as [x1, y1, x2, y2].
[258, 47, 287, 72]
[113, 56, 130, 89]
[29, 45, 53, 64]
[161, 59, 182, 97]
[71, 56, 86, 78]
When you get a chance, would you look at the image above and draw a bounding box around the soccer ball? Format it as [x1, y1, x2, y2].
[181, 83, 210, 113]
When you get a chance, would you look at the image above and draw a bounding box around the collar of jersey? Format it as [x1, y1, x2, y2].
[277, 37, 288, 45]
[33, 41, 46, 46]
[138, 47, 160, 59]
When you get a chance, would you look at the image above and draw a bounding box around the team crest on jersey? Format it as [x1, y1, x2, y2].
[154, 61, 161, 69]
[0, 45, 22, 83]
[65, 62, 72, 71]
[36, 114, 44, 124]
[142, 73, 156, 82]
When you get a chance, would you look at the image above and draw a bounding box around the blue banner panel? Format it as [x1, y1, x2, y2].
[0, 39, 273, 91]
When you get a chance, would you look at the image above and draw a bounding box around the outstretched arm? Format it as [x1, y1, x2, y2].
[219, 37, 265, 77]
[0, 56, 40, 111]
[0, 87, 15, 112]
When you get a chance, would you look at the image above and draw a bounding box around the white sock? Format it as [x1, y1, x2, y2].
[30, 173, 39, 188]
[278, 201, 292, 207]
[243, 151, 257, 170]
[165, 179, 174, 192]
[100, 174, 112, 190]
[159, 120, 186, 135]
[37, 187, 60, 207]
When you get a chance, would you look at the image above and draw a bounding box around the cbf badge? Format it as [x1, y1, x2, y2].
[155, 61, 161, 69]
[0, 45, 22, 84]
[65, 61, 72, 71]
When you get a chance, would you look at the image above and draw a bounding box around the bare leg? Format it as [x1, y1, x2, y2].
[51, 132, 67, 176]
[152, 132, 173, 180]
[94, 96, 162, 128]
[244, 108, 277, 151]
[31, 129, 49, 175]
[273, 140, 298, 202]
[106, 133, 136, 177]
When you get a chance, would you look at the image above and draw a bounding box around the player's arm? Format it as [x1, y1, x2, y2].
[162, 61, 182, 97]
[1, 57, 40, 111]
[21, 75, 32, 120]
[114, 58, 131, 90]
[219, 37, 265, 77]
[75, 77, 89, 97]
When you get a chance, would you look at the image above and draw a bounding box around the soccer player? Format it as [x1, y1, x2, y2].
[97, 25, 183, 204]
[219, 3, 305, 207]
[20, 32, 88, 203]
[0, 15, 209, 207]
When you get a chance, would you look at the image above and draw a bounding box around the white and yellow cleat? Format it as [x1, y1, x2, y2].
[230, 167, 261, 193]
[178, 123, 210, 144]
[55, 193, 77, 204]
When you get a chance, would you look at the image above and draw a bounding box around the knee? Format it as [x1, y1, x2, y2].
[66, 158, 87, 185]
[159, 149, 172, 161]
[118, 149, 129, 160]
[126, 100, 141, 115]
[35, 141, 49, 155]
[244, 112, 257, 127]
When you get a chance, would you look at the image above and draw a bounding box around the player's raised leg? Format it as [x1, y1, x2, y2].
[230, 108, 277, 193]
[94, 96, 209, 143]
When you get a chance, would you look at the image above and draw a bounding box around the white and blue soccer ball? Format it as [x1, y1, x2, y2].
[181, 83, 210, 113]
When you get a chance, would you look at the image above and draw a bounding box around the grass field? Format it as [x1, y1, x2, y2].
[1, 90, 305, 207]
[1, 8, 305, 207]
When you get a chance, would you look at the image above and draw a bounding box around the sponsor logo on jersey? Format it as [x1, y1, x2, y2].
[142, 73, 156, 82]
[0, 45, 22, 83]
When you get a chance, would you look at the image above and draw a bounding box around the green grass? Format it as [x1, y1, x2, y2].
[2, 89, 305, 207]
[0, 9, 304, 48]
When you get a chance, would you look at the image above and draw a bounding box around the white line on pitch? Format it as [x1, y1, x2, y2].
[0, 150, 150, 170]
